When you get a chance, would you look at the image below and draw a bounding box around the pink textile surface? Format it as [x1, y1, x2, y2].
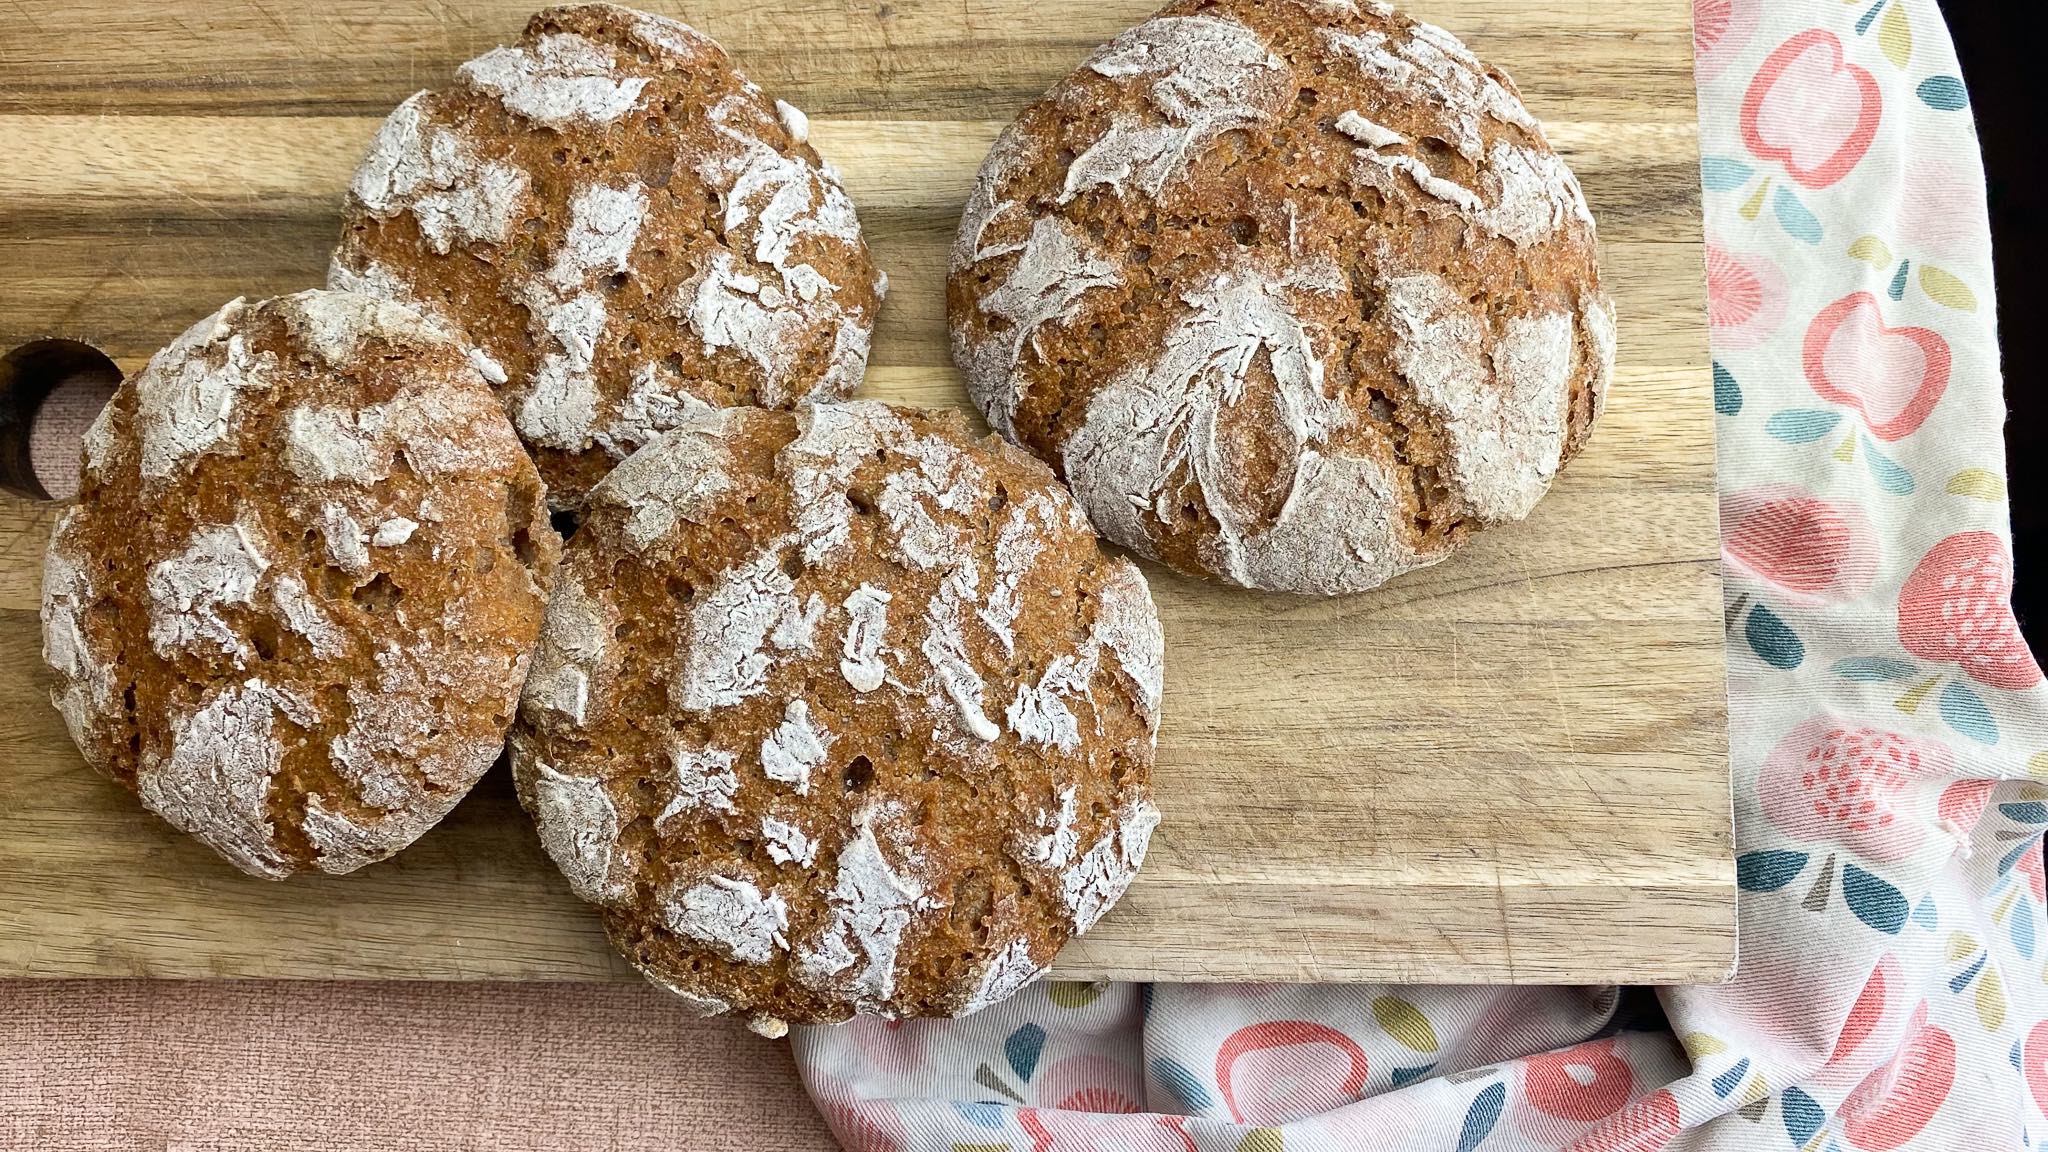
[0, 981, 837, 1150]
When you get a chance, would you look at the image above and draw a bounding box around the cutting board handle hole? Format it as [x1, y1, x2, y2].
[0, 339, 120, 502]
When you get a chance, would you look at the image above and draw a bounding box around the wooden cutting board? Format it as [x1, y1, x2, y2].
[0, 0, 1730, 985]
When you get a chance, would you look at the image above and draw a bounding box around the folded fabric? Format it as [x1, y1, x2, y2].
[792, 2, 2048, 1148]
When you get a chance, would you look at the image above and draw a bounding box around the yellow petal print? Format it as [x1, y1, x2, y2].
[1047, 981, 1106, 1008]
[1372, 996, 1441, 1054]
[1946, 468, 2007, 500]
[1879, 2, 1912, 68]
[1948, 932, 1979, 962]
[2028, 752, 2048, 780]
[1847, 235, 1894, 266]
[1978, 964, 2008, 1030]
[1920, 265, 1978, 311]
[1897, 676, 1939, 714]
[2023, 783, 2048, 803]
[1238, 1129, 1286, 1152]
[1834, 433, 1858, 463]
[1741, 178, 1771, 221]
[1683, 1032, 1729, 1059]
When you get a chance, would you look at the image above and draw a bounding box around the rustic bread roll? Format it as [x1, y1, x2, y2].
[949, 0, 1614, 595]
[510, 401, 1163, 1031]
[333, 2, 885, 508]
[41, 290, 559, 879]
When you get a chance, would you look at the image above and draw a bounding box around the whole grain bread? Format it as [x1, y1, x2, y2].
[510, 401, 1163, 1031]
[334, 3, 886, 508]
[949, 0, 1615, 595]
[42, 290, 559, 879]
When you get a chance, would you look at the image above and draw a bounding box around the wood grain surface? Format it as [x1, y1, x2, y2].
[0, 0, 1731, 984]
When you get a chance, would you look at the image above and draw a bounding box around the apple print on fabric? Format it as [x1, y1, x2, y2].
[1803, 293, 1950, 443]
[1741, 30, 1882, 189]
[1760, 293, 1949, 498]
[1215, 1021, 1369, 1125]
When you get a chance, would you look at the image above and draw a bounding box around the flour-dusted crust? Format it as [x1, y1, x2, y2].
[333, 3, 884, 509]
[509, 402, 1162, 1028]
[949, 0, 1613, 595]
[40, 290, 559, 879]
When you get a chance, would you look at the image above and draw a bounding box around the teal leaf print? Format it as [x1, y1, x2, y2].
[1917, 75, 1969, 110]
[1783, 1087, 1826, 1146]
[1701, 156, 1755, 192]
[1738, 850, 1810, 892]
[1456, 1083, 1507, 1152]
[1912, 893, 1939, 930]
[2001, 840, 2037, 877]
[1712, 1057, 1752, 1098]
[973, 1063, 1025, 1103]
[2015, 897, 2037, 959]
[1005, 1023, 1047, 1082]
[1765, 409, 1843, 443]
[1950, 952, 1986, 993]
[1151, 1057, 1214, 1112]
[1863, 437, 1916, 495]
[1843, 865, 1909, 934]
[1832, 657, 1917, 682]
[2000, 802, 2048, 825]
[1853, 0, 1886, 35]
[1746, 604, 1804, 669]
[1888, 260, 1911, 301]
[1939, 680, 1999, 745]
[952, 1101, 1008, 1129]
[1713, 362, 1742, 415]
[1772, 186, 1823, 244]
[1390, 1063, 1437, 1087]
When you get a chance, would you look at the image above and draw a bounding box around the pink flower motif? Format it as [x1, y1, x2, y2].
[1018, 1109, 1196, 1152]
[1758, 718, 1954, 863]
[1936, 779, 1995, 840]
[1705, 240, 1788, 350]
[1567, 1088, 1682, 1152]
[1720, 484, 1878, 606]
[1828, 954, 1903, 1073]
[1803, 293, 1951, 442]
[1839, 1003, 1956, 1151]
[1898, 532, 2042, 690]
[1214, 1020, 1369, 1126]
[1693, 0, 1760, 82]
[1740, 30, 1882, 189]
[1037, 1054, 1144, 1114]
[1522, 1038, 1635, 1125]
[2023, 1020, 2048, 1119]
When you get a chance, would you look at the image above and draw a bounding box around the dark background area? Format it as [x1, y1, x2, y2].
[1941, 0, 2045, 655]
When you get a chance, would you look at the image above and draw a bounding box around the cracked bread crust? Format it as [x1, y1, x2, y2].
[949, 0, 1614, 596]
[509, 401, 1162, 1029]
[333, 3, 885, 509]
[42, 289, 559, 879]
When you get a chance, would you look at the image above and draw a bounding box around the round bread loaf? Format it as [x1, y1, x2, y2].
[509, 401, 1163, 1031]
[333, 2, 885, 509]
[41, 290, 560, 879]
[949, 0, 1615, 596]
